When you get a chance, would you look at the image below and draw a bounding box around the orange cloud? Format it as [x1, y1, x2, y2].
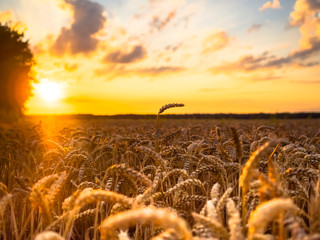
[259, 0, 281, 11]
[0, 10, 26, 32]
[290, 0, 320, 50]
[202, 31, 230, 54]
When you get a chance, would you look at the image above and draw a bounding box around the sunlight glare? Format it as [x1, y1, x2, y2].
[35, 79, 64, 103]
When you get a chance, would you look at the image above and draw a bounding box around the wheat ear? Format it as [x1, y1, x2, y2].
[240, 141, 277, 192]
[158, 103, 185, 115]
[192, 212, 229, 240]
[230, 127, 243, 163]
[73, 188, 134, 212]
[34, 231, 65, 240]
[226, 199, 244, 240]
[248, 198, 297, 236]
[100, 206, 191, 240]
[240, 140, 276, 222]
[64, 188, 134, 237]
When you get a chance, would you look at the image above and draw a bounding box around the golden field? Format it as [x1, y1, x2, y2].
[0, 115, 320, 240]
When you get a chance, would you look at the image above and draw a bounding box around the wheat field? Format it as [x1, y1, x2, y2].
[0, 108, 320, 239]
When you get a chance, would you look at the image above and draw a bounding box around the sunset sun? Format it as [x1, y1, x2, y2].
[35, 79, 64, 103]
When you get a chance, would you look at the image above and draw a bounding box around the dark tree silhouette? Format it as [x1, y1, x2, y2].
[0, 23, 34, 117]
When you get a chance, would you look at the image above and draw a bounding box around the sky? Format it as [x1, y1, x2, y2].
[0, 0, 319, 114]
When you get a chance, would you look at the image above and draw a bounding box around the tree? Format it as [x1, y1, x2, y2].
[0, 23, 34, 118]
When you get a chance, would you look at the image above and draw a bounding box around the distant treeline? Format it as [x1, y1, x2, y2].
[31, 112, 320, 120]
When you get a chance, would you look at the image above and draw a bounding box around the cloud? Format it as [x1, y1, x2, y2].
[150, 11, 176, 31]
[210, 42, 320, 75]
[165, 42, 183, 52]
[94, 65, 185, 80]
[247, 24, 262, 33]
[202, 31, 231, 54]
[290, 37, 320, 59]
[210, 0, 320, 76]
[104, 45, 147, 64]
[134, 66, 185, 76]
[0, 10, 14, 22]
[290, 0, 320, 26]
[52, 0, 106, 55]
[259, 0, 281, 11]
[289, 0, 320, 54]
[210, 54, 270, 74]
[290, 0, 320, 25]
[307, 0, 320, 10]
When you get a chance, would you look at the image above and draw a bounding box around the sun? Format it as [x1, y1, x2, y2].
[35, 79, 64, 103]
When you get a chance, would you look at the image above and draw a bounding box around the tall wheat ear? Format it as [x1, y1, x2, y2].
[158, 103, 185, 115]
[155, 103, 184, 151]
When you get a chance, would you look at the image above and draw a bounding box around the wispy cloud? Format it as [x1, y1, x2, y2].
[247, 24, 262, 33]
[259, 0, 281, 11]
[94, 65, 185, 80]
[150, 11, 176, 31]
[103, 45, 147, 64]
[52, 0, 106, 55]
[134, 66, 185, 76]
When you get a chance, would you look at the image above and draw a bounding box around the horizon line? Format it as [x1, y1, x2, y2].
[25, 112, 320, 119]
